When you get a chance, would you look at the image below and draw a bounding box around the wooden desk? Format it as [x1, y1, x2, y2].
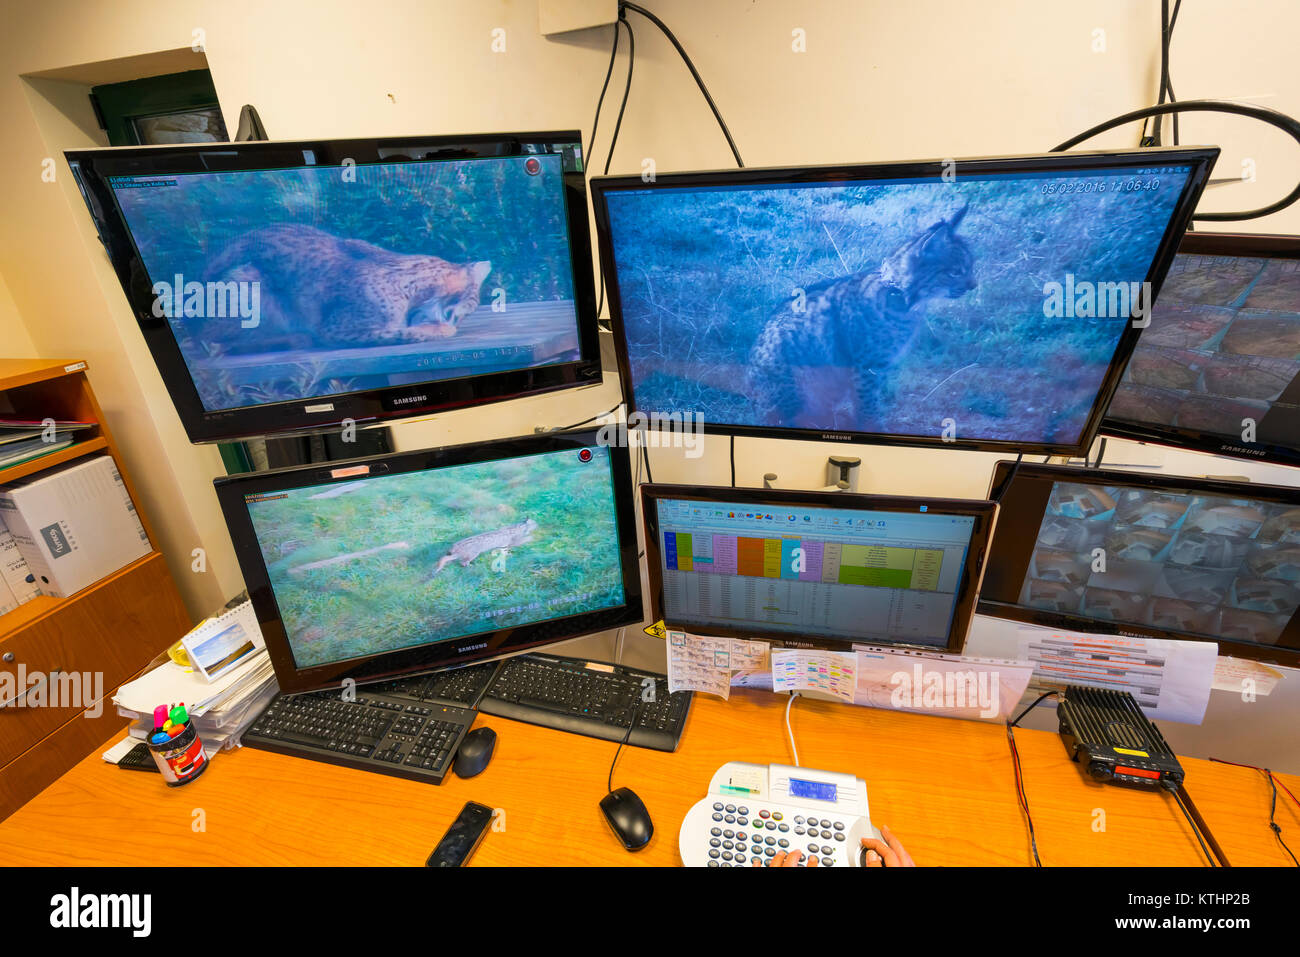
[0, 689, 1295, 866]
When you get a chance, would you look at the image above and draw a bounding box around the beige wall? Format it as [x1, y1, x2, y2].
[1, 1, 1298, 698]
[0, 272, 35, 357]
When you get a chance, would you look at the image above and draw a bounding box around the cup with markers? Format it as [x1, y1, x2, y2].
[146, 702, 209, 786]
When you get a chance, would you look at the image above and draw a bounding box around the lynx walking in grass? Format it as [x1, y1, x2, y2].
[432, 518, 538, 575]
[747, 207, 976, 429]
[197, 223, 491, 354]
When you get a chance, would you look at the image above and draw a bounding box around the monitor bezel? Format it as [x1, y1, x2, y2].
[640, 483, 999, 654]
[977, 460, 1300, 669]
[591, 147, 1218, 456]
[214, 431, 644, 693]
[1101, 231, 1300, 468]
[66, 131, 603, 444]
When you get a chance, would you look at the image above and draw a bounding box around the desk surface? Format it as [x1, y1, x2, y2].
[1, 689, 1296, 866]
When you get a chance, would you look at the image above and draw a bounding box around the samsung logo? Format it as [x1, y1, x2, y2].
[820, 433, 851, 442]
[458, 642, 488, 653]
[1222, 445, 1265, 456]
[392, 395, 429, 406]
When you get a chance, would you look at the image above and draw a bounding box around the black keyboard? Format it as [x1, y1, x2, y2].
[479, 652, 692, 752]
[242, 667, 495, 783]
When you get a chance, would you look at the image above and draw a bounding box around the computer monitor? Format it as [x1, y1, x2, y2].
[214, 431, 642, 693]
[978, 461, 1300, 668]
[640, 485, 997, 652]
[591, 147, 1217, 455]
[1103, 231, 1300, 466]
[67, 132, 601, 443]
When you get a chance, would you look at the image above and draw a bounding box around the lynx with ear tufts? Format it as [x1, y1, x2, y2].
[748, 207, 976, 430]
[195, 224, 492, 353]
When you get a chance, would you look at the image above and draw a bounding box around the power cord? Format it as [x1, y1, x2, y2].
[1006, 689, 1058, 867]
[1052, 99, 1300, 221]
[729, 434, 736, 487]
[618, 1, 744, 168]
[1142, 0, 1183, 146]
[544, 402, 621, 433]
[591, 15, 635, 328]
[1169, 783, 1217, 866]
[784, 692, 800, 767]
[1209, 757, 1300, 866]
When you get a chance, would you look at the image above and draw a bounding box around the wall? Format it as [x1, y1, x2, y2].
[1, 1, 1297, 764]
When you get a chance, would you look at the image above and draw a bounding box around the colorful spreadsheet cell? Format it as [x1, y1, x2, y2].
[738, 537, 765, 577]
[711, 534, 738, 575]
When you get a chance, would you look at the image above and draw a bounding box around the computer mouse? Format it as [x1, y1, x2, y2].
[600, 786, 653, 851]
[453, 726, 496, 779]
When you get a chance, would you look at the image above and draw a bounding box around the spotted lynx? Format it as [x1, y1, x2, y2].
[747, 207, 975, 429]
[196, 224, 490, 354]
[432, 519, 538, 575]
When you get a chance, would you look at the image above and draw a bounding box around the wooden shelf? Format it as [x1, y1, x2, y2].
[0, 436, 107, 485]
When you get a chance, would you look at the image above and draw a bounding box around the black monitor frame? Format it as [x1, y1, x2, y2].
[1102, 231, 1300, 467]
[591, 147, 1217, 456]
[66, 131, 602, 444]
[214, 431, 643, 693]
[978, 460, 1300, 669]
[640, 483, 998, 654]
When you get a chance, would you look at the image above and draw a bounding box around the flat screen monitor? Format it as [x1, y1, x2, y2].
[214, 431, 642, 693]
[67, 132, 601, 443]
[978, 461, 1300, 668]
[591, 147, 1217, 455]
[1103, 231, 1300, 466]
[640, 485, 997, 652]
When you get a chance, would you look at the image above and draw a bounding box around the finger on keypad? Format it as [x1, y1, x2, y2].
[807, 855, 819, 867]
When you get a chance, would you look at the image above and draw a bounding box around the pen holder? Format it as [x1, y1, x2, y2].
[147, 721, 209, 786]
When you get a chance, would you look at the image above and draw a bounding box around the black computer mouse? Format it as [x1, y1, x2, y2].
[600, 787, 653, 851]
[453, 726, 496, 779]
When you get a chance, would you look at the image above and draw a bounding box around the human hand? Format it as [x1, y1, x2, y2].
[859, 824, 915, 867]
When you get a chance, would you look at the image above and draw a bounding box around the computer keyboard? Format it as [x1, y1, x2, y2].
[243, 680, 485, 784]
[479, 651, 692, 751]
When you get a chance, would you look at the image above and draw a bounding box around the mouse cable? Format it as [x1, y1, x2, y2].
[1006, 690, 1056, 867]
[618, 2, 744, 168]
[1051, 99, 1300, 222]
[608, 697, 643, 794]
[784, 692, 800, 767]
[1209, 757, 1300, 866]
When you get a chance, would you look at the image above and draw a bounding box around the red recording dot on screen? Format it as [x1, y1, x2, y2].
[578, 448, 593, 463]
[525, 157, 541, 175]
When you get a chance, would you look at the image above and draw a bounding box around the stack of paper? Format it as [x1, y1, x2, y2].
[113, 602, 280, 755]
[0, 419, 93, 470]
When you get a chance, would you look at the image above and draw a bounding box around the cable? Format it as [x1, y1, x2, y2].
[784, 692, 800, 767]
[588, 17, 622, 167]
[1006, 723, 1043, 866]
[607, 697, 641, 793]
[1170, 785, 1217, 866]
[1265, 769, 1300, 866]
[1210, 756, 1300, 812]
[594, 16, 635, 325]
[547, 402, 621, 433]
[619, 1, 744, 167]
[1005, 689, 1057, 866]
[729, 435, 736, 487]
[1010, 689, 1058, 728]
[1209, 757, 1300, 865]
[991, 453, 1023, 507]
[1052, 99, 1300, 221]
[640, 438, 654, 485]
